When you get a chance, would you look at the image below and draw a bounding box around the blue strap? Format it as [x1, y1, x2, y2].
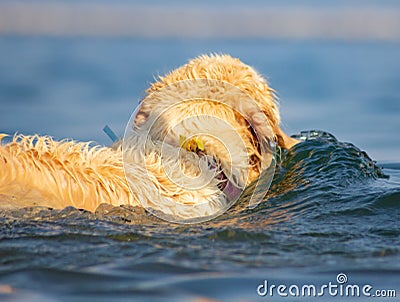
[103, 125, 118, 143]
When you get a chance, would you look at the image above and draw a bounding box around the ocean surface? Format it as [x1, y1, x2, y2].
[0, 37, 399, 301]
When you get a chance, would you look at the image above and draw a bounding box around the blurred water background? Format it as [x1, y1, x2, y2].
[0, 1, 399, 301]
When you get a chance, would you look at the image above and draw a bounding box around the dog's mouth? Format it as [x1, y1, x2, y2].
[185, 143, 242, 203]
[216, 166, 243, 202]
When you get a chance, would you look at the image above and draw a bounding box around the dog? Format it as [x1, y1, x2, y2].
[0, 54, 298, 221]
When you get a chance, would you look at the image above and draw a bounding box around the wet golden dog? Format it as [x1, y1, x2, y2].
[0, 54, 298, 220]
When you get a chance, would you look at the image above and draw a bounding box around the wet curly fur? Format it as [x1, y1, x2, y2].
[0, 54, 298, 219]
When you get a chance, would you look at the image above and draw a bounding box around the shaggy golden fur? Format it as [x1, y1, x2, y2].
[0, 54, 298, 219]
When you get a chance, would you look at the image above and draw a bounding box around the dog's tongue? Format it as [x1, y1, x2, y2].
[198, 151, 242, 202]
[223, 180, 242, 201]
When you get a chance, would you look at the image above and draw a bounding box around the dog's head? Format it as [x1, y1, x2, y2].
[126, 54, 298, 220]
[134, 53, 296, 178]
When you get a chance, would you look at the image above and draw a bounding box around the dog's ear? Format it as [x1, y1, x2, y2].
[275, 127, 299, 149]
[254, 102, 299, 150]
